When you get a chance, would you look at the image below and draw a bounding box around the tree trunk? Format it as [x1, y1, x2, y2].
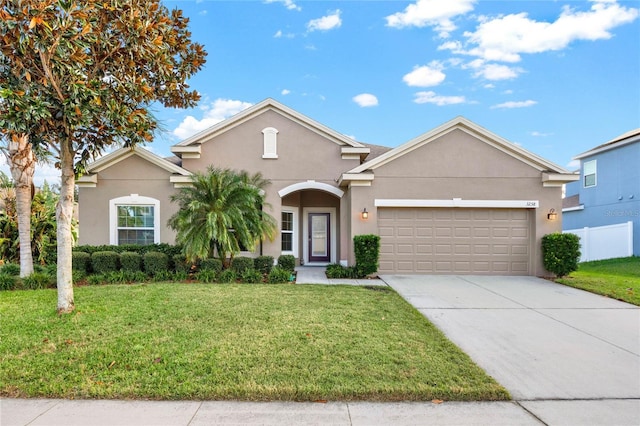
[7, 134, 35, 278]
[56, 140, 75, 313]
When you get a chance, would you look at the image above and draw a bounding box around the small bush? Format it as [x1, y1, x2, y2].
[21, 272, 55, 290]
[354, 234, 380, 277]
[143, 251, 169, 276]
[277, 255, 296, 272]
[72, 270, 86, 285]
[542, 233, 581, 277]
[91, 251, 119, 274]
[195, 269, 217, 283]
[72, 252, 91, 273]
[199, 258, 222, 273]
[1, 263, 21, 276]
[87, 274, 106, 286]
[231, 256, 253, 274]
[174, 271, 188, 281]
[326, 263, 359, 279]
[152, 270, 174, 282]
[218, 269, 237, 283]
[0, 273, 17, 291]
[254, 256, 274, 275]
[268, 267, 290, 284]
[120, 252, 142, 272]
[105, 271, 128, 284]
[242, 268, 263, 283]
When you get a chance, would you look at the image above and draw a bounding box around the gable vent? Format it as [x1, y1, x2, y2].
[262, 127, 278, 159]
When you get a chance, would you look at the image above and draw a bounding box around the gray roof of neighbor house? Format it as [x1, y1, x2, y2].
[574, 128, 640, 160]
[362, 143, 393, 162]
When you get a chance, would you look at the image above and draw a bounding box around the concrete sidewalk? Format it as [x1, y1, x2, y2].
[0, 398, 554, 425]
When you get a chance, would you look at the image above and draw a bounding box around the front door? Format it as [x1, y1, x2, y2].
[308, 213, 330, 263]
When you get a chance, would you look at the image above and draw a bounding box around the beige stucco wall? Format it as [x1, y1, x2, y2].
[77, 155, 179, 245]
[345, 129, 563, 276]
[181, 109, 360, 261]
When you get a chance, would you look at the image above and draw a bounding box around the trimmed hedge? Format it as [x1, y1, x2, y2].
[354, 234, 380, 277]
[277, 254, 296, 272]
[200, 258, 222, 273]
[254, 256, 274, 275]
[143, 251, 169, 276]
[231, 256, 253, 274]
[72, 252, 91, 273]
[173, 254, 192, 274]
[542, 233, 581, 277]
[91, 251, 119, 274]
[120, 252, 142, 272]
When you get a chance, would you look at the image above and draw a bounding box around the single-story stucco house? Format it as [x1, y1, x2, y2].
[77, 98, 578, 276]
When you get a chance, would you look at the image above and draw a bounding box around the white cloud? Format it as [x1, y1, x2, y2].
[352, 93, 379, 107]
[281, 89, 291, 95]
[531, 131, 553, 137]
[265, 0, 301, 12]
[491, 100, 537, 109]
[198, 10, 207, 16]
[460, 1, 638, 62]
[386, 0, 476, 37]
[274, 30, 295, 39]
[475, 63, 522, 80]
[173, 99, 253, 140]
[307, 10, 342, 32]
[483, 83, 495, 89]
[413, 91, 466, 106]
[403, 61, 446, 87]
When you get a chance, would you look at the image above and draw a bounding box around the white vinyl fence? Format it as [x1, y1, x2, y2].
[564, 221, 633, 262]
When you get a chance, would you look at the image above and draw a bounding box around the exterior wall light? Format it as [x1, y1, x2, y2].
[547, 208, 558, 221]
[361, 208, 369, 220]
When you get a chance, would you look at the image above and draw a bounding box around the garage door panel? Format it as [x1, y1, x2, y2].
[378, 208, 532, 275]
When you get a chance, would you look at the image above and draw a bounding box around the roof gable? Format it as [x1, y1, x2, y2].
[77, 146, 191, 187]
[574, 128, 640, 160]
[347, 116, 571, 175]
[172, 98, 367, 158]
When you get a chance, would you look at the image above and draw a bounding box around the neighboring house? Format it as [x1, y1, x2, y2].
[77, 98, 577, 276]
[563, 129, 640, 259]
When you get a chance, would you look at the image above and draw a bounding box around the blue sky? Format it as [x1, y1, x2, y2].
[6, 0, 639, 185]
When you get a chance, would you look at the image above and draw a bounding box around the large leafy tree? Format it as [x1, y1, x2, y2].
[168, 167, 277, 266]
[0, 0, 206, 312]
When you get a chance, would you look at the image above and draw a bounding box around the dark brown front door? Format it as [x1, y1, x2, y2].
[308, 213, 330, 262]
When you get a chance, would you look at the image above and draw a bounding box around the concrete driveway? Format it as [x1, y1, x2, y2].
[382, 275, 640, 424]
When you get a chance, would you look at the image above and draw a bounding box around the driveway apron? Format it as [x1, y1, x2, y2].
[382, 275, 640, 402]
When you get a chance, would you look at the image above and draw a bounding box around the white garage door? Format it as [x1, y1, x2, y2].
[378, 208, 532, 275]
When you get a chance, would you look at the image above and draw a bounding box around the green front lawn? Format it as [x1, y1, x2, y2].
[0, 284, 508, 401]
[556, 257, 640, 306]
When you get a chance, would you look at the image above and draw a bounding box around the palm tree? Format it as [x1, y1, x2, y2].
[168, 167, 277, 267]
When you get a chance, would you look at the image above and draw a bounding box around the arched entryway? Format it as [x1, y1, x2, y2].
[278, 182, 343, 265]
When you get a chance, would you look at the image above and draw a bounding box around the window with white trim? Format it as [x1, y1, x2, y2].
[262, 127, 278, 159]
[110, 195, 160, 245]
[281, 209, 297, 255]
[583, 160, 596, 187]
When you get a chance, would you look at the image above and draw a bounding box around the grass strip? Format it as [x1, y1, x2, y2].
[0, 283, 508, 401]
[556, 256, 640, 306]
